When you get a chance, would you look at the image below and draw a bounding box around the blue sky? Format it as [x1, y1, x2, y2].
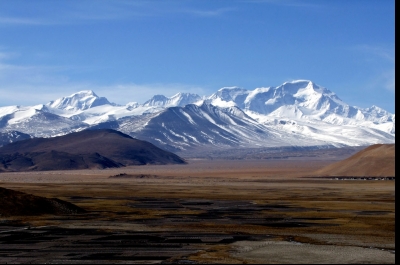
[0, 0, 395, 113]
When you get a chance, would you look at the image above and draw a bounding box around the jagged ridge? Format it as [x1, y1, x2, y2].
[0, 80, 395, 151]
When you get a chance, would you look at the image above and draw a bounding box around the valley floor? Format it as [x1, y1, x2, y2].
[0, 159, 395, 264]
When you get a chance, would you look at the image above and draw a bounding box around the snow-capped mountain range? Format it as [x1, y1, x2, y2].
[0, 80, 395, 152]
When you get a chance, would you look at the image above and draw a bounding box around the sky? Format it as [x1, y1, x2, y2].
[0, 0, 395, 113]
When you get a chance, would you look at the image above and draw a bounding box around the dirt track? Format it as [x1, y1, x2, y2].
[0, 159, 395, 263]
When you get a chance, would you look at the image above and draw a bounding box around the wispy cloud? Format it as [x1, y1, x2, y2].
[0, 81, 208, 107]
[0, 51, 18, 60]
[72, 0, 236, 20]
[0, 51, 81, 106]
[0, 16, 46, 26]
[238, 0, 322, 8]
[354, 44, 394, 62]
[67, 0, 152, 21]
[351, 44, 394, 93]
[179, 7, 235, 17]
[0, 43, 211, 106]
[382, 70, 395, 92]
[0, 0, 235, 27]
[0, 49, 208, 106]
[366, 69, 395, 93]
[0, 58, 72, 86]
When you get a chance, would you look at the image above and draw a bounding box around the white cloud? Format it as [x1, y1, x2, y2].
[179, 7, 236, 17]
[0, 47, 210, 107]
[0, 52, 208, 106]
[239, 0, 322, 8]
[367, 69, 395, 93]
[354, 44, 394, 63]
[350, 44, 395, 94]
[0, 0, 236, 27]
[0, 16, 46, 26]
[0, 61, 70, 86]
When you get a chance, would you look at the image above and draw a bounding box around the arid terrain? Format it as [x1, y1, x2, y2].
[0, 146, 395, 264]
[315, 144, 395, 177]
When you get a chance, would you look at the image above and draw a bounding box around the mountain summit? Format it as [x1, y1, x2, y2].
[207, 80, 392, 123]
[46, 90, 112, 111]
[0, 80, 395, 152]
[144, 92, 203, 107]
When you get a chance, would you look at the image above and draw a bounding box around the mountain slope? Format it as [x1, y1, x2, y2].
[0, 80, 395, 152]
[313, 144, 395, 177]
[120, 103, 274, 151]
[0, 187, 86, 216]
[0, 131, 31, 147]
[0, 104, 88, 137]
[0, 129, 186, 171]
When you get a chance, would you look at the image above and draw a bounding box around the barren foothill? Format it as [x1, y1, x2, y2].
[0, 129, 186, 172]
[0, 155, 395, 263]
[314, 144, 395, 177]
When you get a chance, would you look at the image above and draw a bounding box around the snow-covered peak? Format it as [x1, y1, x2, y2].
[366, 105, 388, 113]
[282, 79, 313, 85]
[0, 105, 20, 118]
[206, 87, 248, 108]
[32, 104, 47, 111]
[279, 80, 321, 94]
[216, 86, 243, 91]
[126, 102, 139, 107]
[0, 79, 395, 151]
[202, 80, 371, 124]
[244, 87, 271, 104]
[143, 93, 202, 107]
[169, 92, 203, 107]
[75, 90, 97, 96]
[143, 95, 168, 107]
[46, 90, 111, 111]
[209, 87, 248, 100]
[361, 105, 395, 122]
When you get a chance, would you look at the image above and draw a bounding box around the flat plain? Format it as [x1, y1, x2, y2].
[0, 158, 395, 264]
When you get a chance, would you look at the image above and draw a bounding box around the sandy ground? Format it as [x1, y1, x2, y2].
[0, 159, 395, 264]
[232, 240, 395, 264]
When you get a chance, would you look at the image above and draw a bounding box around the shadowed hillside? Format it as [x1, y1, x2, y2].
[0, 131, 31, 147]
[0, 129, 186, 172]
[0, 187, 86, 216]
[313, 144, 395, 177]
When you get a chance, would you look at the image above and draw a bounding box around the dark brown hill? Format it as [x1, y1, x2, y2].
[0, 129, 186, 172]
[0, 187, 85, 216]
[313, 144, 395, 177]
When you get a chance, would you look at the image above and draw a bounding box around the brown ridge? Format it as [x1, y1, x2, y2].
[0, 187, 86, 216]
[0, 129, 186, 172]
[313, 144, 395, 177]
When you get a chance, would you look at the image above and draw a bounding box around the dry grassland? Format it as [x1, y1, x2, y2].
[0, 159, 395, 263]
